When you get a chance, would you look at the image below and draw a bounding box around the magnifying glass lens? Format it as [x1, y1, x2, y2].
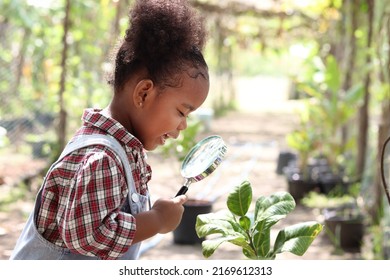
[181, 137, 225, 179]
[176, 135, 227, 196]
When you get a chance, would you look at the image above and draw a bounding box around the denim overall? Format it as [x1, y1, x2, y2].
[10, 134, 150, 260]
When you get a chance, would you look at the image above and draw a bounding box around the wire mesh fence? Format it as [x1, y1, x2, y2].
[0, 2, 115, 187]
[0, 39, 65, 190]
[0, 13, 56, 159]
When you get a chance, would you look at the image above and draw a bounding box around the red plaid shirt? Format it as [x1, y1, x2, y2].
[36, 108, 151, 259]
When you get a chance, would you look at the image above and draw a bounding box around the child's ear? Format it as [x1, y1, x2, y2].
[133, 79, 154, 108]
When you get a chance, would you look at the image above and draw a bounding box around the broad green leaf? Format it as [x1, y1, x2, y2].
[196, 211, 246, 238]
[252, 214, 289, 257]
[254, 192, 295, 222]
[273, 221, 323, 256]
[239, 216, 251, 230]
[325, 55, 341, 93]
[228, 235, 253, 252]
[201, 236, 238, 258]
[196, 212, 237, 238]
[251, 193, 296, 258]
[253, 214, 287, 231]
[201, 234, 249, 258]
[253, 226, 271, 257]
[227, 181, 252, 216]
[243, 248, 257, 260]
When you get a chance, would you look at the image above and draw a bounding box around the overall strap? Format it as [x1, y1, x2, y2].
[59, 134, 151, 213]
[59, 134, 136, 193]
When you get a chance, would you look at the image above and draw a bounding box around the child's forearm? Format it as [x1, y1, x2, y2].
[132, 209, 162, 244]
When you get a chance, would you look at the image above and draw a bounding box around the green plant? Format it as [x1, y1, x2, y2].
[301, 191, 356, 209]
[286, 111, 321, 173]
[288, 54, 363, 176]
[302, 190, 365, 253]
[195, 181, 323, 259]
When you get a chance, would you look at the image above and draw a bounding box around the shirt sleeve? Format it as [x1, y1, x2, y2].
[59, 150, 136, 259]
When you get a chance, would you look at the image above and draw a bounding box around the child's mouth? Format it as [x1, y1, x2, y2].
[161, 133, 171, 145]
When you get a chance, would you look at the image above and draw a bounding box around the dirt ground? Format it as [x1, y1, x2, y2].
[0, 101, 363, 260]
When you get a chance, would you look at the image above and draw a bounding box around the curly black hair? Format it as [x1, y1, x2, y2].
[109, 0, 208, 92]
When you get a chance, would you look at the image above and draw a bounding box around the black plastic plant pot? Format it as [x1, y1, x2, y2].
[286, 175, 319, 202]
[276, 151, 297, 175]
[323, 208, 364, 250]
[173, 199, 212, 245]
[318, 173, 340, 194]
[288, 180, 317, 202]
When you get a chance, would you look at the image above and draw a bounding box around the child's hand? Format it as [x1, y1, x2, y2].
[132, 195, 188, 243]
[150, 195, 188, 234]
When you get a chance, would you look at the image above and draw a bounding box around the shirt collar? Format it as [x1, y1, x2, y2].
[81, 108, 145, 153]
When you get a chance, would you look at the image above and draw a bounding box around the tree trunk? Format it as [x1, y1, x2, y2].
[102, 0, 125, 63]
[0, 16, 9, 43]
[341, 0, 358, 153]
[356, 0, 374, 178]
[58, 0, 71, 151]
[12, 28, 31, 97]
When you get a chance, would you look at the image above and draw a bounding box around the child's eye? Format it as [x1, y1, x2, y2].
[178, 110, 185, 117]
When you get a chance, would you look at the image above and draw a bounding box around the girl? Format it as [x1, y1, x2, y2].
[10, 0, 209, 260]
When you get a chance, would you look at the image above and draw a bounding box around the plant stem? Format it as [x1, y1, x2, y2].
[246, 229, 258, 259]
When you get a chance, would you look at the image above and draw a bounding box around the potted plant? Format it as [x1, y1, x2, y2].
[275, 150, 297, 175]
[323, 204, 364, 251]
[195, 180, 323, 259]
[301, 191, 365, 252]
[284, 54, 364, 200]
[284, 123, 322, 201]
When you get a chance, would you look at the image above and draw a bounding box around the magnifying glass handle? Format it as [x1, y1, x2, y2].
[175, 186, 188, 197]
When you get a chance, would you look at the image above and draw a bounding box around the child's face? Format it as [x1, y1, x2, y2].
[136, 72, 209, 151]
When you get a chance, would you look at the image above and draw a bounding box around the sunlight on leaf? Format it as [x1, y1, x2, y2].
[227, 181, 252, 216]
[273, 221, 324, 256]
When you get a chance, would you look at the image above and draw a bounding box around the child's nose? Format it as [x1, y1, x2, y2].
[177, 118, 187, 131]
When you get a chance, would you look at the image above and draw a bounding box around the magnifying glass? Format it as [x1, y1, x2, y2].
[175, 135, 227, 197]
[381, 135, 390, 205]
